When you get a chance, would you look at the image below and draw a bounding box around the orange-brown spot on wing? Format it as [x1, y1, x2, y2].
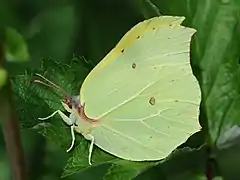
[78, 104, 99, 124]
[149, 97, 156, 105]
[132, 63, 136, 69]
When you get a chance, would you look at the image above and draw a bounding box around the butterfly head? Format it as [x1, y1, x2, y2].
[63, 95, 80, 110]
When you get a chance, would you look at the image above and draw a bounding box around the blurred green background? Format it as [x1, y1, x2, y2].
[1, 0, 240, 179]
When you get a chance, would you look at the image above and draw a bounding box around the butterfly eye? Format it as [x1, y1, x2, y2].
[63, 96, 73, 109]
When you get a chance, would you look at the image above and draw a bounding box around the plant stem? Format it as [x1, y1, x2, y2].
[205, 146, 213, 180]
[0, 43, 27, 180]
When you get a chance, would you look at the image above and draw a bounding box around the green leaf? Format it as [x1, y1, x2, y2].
[191, 0, 240, 144]
[137, 147, 207, 180]
[216, 126, 240, 179]
[104, 161, 152, 180]
[63, 140, 155, 179]
[33, 122, 74, 150]
[12, 57, 88, 128]
[159, 0, 240, 179]
[62, 140, 115, 178]
[4, 27, 29, 62]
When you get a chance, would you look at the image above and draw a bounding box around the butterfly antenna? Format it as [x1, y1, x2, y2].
[33, 73, 69, 96]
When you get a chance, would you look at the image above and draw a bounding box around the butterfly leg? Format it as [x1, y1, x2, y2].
[39, 110, 77, 152]
[38, 110, 73, 125]
[65, 114, 78, 152]
[84, 134, 94, 165]
[66, 125, 76, 152]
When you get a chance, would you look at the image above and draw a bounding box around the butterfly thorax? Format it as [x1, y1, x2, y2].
[65, 95, 100, 135]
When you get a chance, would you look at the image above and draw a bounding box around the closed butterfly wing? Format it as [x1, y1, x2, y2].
[79, 16, 201, 161]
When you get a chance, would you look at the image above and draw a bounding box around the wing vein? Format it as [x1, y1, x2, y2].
[140, 120, 170, 136]
[99, 80, 159, 118]
[158, 114, 198, 132]
[100, 124, 166, 155]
